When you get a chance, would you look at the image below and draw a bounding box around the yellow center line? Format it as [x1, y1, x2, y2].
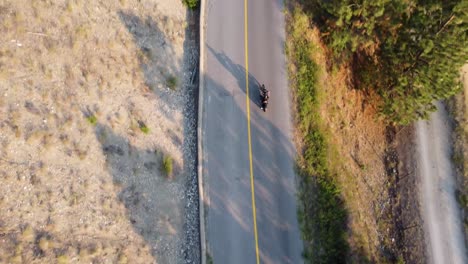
[244, 0, 260, 263]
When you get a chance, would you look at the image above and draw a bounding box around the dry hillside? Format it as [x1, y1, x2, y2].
[0, 0, 199, 263]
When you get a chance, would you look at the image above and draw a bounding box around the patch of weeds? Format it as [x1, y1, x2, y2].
[396, 255, 405, 264]
[456, 189, 467, 209]
[207, 253, 213, 264]
[162, 155, 173, 178]
[41, 133, 53, 150]
[166, 75, 178, 90]
[38, 236, 52, 252]
[14, 244, 23, 257]
[288, 6, 349, 263]
[138, 120, 150, 134]
[452, 152, 464, 168]
[97, 130, 107, 142]
[9, 255, 22, 263]
[118, 253, 128, 264]
[77, 149, 88, 160]
[57, 255, 69, 264]
[44, 38, 57, 54]
[360, 164, 367, 171]
[13, 125, 21, 138]
[66, 1, 73, 12]
[75, 25, 89, 39]
[182, 0, 199, 9]
[129, 119, 140, 134]
[136, 49, 150, 64]
[86, 115, 97, 126]
[69, 192, 80, 206]
[22, 225, 35, 242]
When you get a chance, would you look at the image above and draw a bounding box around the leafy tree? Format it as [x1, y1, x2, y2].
[378, 0, 468, 124]
[303, 0, 468, 124]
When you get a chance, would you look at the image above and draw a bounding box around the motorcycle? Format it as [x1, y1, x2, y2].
[259, 84, 270, 112]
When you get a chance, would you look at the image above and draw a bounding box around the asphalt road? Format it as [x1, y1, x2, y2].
[201, 0, 303, 263]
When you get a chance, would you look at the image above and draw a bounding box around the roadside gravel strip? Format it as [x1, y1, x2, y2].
[181, 8, 201, 264]
[415, 101, 467, 264]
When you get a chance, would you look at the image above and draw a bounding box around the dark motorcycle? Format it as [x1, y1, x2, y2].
[259, 84, 270, 112]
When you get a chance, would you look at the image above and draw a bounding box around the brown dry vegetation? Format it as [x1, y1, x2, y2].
[0, 0, 198, 263]
[287, 4, 426, 263]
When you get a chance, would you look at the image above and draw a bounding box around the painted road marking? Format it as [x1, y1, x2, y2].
[244, 0, 260, 263]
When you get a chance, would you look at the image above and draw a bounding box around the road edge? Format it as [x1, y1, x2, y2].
[197, 0, 207, 264]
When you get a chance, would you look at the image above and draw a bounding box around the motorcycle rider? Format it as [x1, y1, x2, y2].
[260, 84, 270, 111]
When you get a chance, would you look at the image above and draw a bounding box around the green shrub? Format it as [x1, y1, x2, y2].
[86, 115, 97, 126]
[162, 155, 173, 177]
[182, 0, 199, 9]
[166, 75, 178, 90]
[138, 121, 150, 134]
[207, 254, 213, 264]
[304, 0, 467, 124]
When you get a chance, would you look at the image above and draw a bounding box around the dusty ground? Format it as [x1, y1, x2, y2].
[0, 0, 199, 263]
[303, 26, 426, 262]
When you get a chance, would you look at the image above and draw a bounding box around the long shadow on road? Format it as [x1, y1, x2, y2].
[207, 45, 267, 109]
[203, 72, 301, 263]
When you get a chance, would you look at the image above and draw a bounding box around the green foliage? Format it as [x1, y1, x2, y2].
[138, 121, 150, 134]
[288, 8, 349, 263]
[456, 189, 467, 208]
[166, 75, 178, 90]
[86, 115, 97, 126]
[377, 0, 467, 124]
[182, 0, 199, 9]
[162, 155, 173, 177]
[396, 255, 406, 264]
[304, 0, 468, 124]
[206, 254, 213, 264]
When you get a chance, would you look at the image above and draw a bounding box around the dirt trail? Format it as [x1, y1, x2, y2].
[415, 101, 467, 264]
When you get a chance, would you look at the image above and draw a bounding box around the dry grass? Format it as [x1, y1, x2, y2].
[0, 0, 193, 263]
[321, 57, 389, 262]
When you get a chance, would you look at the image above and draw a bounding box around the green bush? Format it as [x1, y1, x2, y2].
[86, 115, 97, 126]
[166, 75, 178, 90]
[138, 121, 150, 134]
[304, 0, 467, 124]
[162, 155, 173, 177]
[182, 0, 199, 9]
[207, 254, 213, 264]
